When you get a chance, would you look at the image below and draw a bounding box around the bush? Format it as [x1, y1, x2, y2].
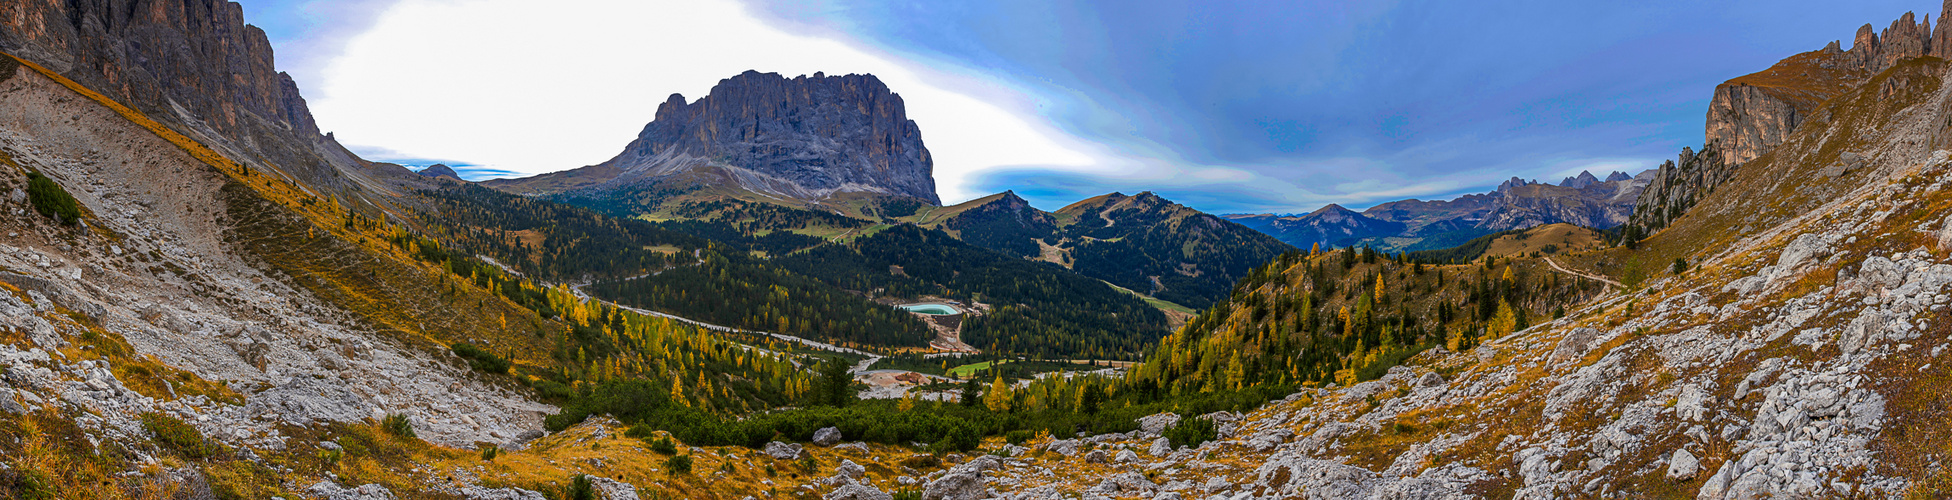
[666, 454, 694, 475]
[892, 489, 924, 500]
[649, 436, 678, 455]
[451, 343, 511, 375]
[380, 413, 416, 438]
[141, 412, 220, 459]
[1161, 415, 1216, 449]
[1671, 258, 1688, 275]
[565, 475, 595, 500]
[1004, 429, 1035, 446]
[25, 172, 80, 225]
[479, 443, 500, 461]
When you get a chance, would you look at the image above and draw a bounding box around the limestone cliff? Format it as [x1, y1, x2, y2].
[487, 70, 939, 205]
[1639, 7, 1948, 232]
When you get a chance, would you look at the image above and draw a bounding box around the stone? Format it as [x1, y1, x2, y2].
[589, 477, 641, 500]
[825, 483, 892, 500]
[836, 459, 867, 480]
[1083, 449, 1110, 464]
[765, 441, 804, 460]
[814, 427, 844, 447]
[1668, 449, 1700, 480]
[452, 486, 547, 500]
[1115, 449, 1140, 463]
[1086, 472, 1157, 496]
[1138, 412, 1182, 434]
[1549, 328, 1600, 365]
[922, 471, 986, 500]
[307, 482, 396, 500]
[1148, 437, 1172, 457]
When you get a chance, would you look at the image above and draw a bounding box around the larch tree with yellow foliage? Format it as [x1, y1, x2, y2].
[984, 375, 1013, 412]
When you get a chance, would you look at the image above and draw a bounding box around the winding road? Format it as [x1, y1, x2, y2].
[1544, 257, 1625, 289]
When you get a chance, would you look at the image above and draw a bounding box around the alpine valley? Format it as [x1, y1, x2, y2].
[0, 1, 1949, 499]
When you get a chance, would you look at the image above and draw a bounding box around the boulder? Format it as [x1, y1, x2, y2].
[825, 483, 892, 500]
[1085, 472, 1157, 496]
[922, 471, 986, 500]
[766, 441, 804, 460]
[589, 477, 641, 500]
[1115, 449, 1140, 463]
[1137, 412, 1182, 434]
[1148, 437, 1172, 457]
[836, 459, 867, 480]
[1083, 449, 1109, 464]
[1668, 449, 1700, 480]
[452, 486, 547, 500]
[814, 427, 844, 447]
[308, 482, 396, 500]
[1549, 328, 1600, 365]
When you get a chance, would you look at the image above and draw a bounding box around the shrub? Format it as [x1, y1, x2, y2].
[1004, 429, 1035, 446]
[25, 172, 80, 225]
[892, 489, 924, 500]
[666, 454, 694, 475]
[141, 412, 220, 459]
[451, 343, 511, 374]
[480, 443, 500, 461]
[649, 436, 678, 455]
[565, 475, 595, 500]
[1671, 258, 1688, 275]
[1161, 415, 1216, 449]
[381, 413, 417, 438]
[0, 469, 55, 500]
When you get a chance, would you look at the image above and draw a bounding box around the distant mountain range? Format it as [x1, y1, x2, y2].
[1226, 169, 1653, 252]
[911, 190, 1294, 310]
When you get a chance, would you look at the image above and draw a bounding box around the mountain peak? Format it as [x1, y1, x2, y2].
[417, 164, 461, 180]
[1559, 170, 1602, 188]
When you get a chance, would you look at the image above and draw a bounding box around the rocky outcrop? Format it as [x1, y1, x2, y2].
[1639, 7, 1949, 232]
[489, 70, 938, 204]
[0, 0, 319, 139]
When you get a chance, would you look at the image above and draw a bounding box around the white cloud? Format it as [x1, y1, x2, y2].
[310, 0, 1099, 203]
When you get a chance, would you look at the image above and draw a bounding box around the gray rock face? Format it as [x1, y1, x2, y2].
[581, 70, 936, 203]
[814, 426, 844, 447]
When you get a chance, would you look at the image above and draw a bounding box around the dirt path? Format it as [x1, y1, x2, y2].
[1544, 257, 1625, 289]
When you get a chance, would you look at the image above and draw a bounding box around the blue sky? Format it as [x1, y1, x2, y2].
[241, 0, 1930, 213]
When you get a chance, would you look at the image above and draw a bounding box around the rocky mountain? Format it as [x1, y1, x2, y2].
[1227, 204, 1407, 251]
[485, 70, 939, 210]
[1636, 8, 1949, 231]
[1229, 169, 1650, 252]
[4, 0, 1952, 499]
[416, 163, 462, 180]
[914, 190, 1293, 310]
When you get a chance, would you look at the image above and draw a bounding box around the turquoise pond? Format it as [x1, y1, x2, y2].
[898, 304, 959, 315]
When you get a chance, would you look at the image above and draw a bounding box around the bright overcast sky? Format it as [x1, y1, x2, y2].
[245, 0, 1933, 212]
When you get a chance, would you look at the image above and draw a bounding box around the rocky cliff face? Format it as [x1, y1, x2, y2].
[489, 70, 939, 205]
[0, 0, 318, 139]
[0, 0, 427, 202]
[1644, 7, 1949, 233]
